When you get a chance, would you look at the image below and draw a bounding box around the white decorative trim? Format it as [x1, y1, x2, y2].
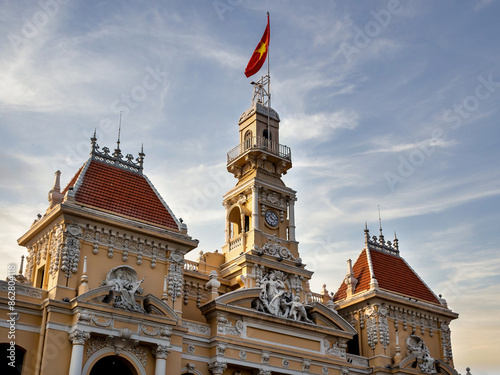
[69, 159, 91, 197]
[181, 321, 211, 336]
[0, 320, 40, 334]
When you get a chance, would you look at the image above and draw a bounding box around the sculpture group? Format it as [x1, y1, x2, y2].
[102, 266, 146, 313]
[254, 271, 312, 323]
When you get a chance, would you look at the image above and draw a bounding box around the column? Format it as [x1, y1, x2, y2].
[224, 202, 230, 242]
[68, 330, 90, 375]
[288, 197, 296, 241]
[153, 344, 170, 375]
[252, 186, 259, 230]
[208, 361, 227, 375]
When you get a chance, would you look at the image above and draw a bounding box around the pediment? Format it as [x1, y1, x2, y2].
[201, 287, 356, 336]
[74, 285, 180, 320]
[398, 356, 458, 375]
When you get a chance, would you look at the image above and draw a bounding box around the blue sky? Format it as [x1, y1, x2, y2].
[1, 1, 499, 373]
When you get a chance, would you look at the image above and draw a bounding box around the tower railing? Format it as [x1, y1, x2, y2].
[227, 136, 291, 164]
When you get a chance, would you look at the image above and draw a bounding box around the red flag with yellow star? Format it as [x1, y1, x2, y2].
[244, 15, 270, 78]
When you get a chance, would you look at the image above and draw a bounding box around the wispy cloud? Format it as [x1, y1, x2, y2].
[281, 110, 360, 141]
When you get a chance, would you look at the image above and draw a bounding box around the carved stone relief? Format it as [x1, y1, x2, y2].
[365, 307, 378, 350]
[101, 265, 145, 313]
[252, 237, 300, 264]
[364, 305, 390, 350]
[85, 336, 148, 367]
[167, 250, 184, 302]
[181, 321, 211, 336]
[82, 225, 170, 261]
[440, 322, 453, 363]
[406, 335, 436, 374]
[61, 224, 82, 276]
[217, 314, 243, 336]
[253, 270, 312, 323]
[324, 338, 347, 359]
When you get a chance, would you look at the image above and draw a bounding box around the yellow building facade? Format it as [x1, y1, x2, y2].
[1, 84, 460, 375]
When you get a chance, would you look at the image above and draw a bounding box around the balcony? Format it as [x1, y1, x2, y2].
[227, 136, 291, 165]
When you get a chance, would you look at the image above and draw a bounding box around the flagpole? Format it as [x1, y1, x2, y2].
[267, 11, 271, 148]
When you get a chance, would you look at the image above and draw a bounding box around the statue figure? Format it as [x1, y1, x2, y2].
[254, 271, 313, 323]
[406, 335, 436, 374]
[103, 266, 146, 313]
[286, 296, 313, 323]
[259, 272, 286, 315]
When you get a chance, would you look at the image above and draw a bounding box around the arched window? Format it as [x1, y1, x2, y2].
[244, 130, 252, 150]
[228, 206, 242, 239]
[263, 129, 272, 140]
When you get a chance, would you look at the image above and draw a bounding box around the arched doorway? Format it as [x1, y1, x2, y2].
[0, 344, 25, 375]
[90, 355, 137, 375]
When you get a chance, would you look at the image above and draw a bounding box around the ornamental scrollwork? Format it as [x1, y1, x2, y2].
[61, 224, 82, 277]
[167, 250, 184, 302]
[217, 314, 243, 336]
[440, 322, 453, 363]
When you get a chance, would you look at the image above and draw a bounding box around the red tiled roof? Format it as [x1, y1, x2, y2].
[62, 164, 84, 195]
[65, 160, 178, 230]
[333, 248, 440, 305]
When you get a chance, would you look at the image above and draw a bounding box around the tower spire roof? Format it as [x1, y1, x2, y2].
[61, 135, 182, 231]
[333, 226, 441, 305]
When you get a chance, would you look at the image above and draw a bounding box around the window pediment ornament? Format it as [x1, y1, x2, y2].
[252, 237, 301, 264]
[406, 335, 436, 374]
[101, 265, 146, 313]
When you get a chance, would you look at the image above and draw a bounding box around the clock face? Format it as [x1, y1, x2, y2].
[265, 210, 279, 227]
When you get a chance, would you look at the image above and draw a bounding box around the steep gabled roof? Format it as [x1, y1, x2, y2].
[334, 245, 441, 305]
[63, 159, 179, 230]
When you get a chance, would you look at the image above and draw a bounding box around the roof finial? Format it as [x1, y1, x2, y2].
[90, 128, 98, 155]
[113, 112, 123, 159]
[345, 259, 358, 297]
[48, 170, 63, 209]
[364, 221, 370, 248]
[117, 111, 122, 148]
[137, 143, 145, 171]
[378, 205, 385, 245]
[18, 255, 25, 275]
[78, 256, 89, 295]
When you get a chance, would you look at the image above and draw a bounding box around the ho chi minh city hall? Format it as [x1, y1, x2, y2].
[0, 75, 461, 375]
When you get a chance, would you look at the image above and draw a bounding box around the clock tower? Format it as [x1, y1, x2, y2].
[221, 77, 313, 296]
